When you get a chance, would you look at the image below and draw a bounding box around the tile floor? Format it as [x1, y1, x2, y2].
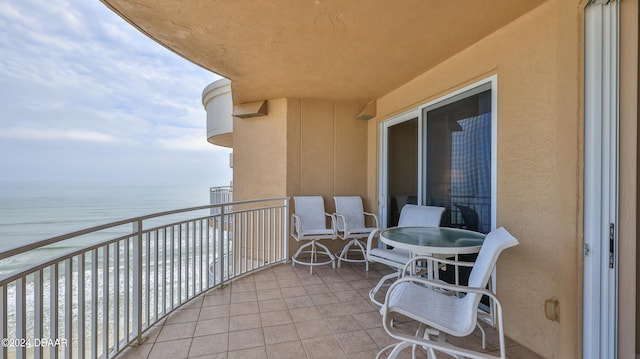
[116, 261, 543, 359]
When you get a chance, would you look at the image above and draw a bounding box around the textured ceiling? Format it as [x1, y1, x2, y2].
[102, 0, 546, 104]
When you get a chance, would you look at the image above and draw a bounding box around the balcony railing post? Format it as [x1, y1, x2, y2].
[284, 198, 290, 263]
[218, 205, 225, 285]
[132, 220, 144, 345]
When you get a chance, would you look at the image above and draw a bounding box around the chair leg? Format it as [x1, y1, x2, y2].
[291, 241, 335, 275]
[337, 238, 368, 268]
[386, 342, 413, 359]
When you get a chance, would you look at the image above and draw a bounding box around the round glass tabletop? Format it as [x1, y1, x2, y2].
[379, 226, 486, 255]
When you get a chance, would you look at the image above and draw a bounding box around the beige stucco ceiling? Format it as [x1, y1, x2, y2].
[101, 0, 546, 104]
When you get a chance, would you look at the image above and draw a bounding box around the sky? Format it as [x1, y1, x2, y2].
[0, 0, 232, 187]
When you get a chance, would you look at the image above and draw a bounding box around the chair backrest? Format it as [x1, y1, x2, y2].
[334, 196, 366, 230]
[397, 205, 445, 227]
[459, 226, 519, 327]
[293, 196, 328, 230]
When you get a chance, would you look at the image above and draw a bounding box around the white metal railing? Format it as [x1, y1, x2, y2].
[0, 197, 288, 359]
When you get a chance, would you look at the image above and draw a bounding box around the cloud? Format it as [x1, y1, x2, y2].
[0, 0, 230, 186]
[0, 127, 120, 143]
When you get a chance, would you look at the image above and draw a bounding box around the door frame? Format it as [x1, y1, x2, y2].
[583, 1, 620, 358]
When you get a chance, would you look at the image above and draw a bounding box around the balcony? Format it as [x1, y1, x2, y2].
[0, 197, 541, 359]
[116, 262, 542, 359]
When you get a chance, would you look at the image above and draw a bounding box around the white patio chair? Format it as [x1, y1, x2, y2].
[377, 227, 519, 359]
[366, 204, 445, 307]
[333, 196, 379, 269]
[290, 196, 337, 274]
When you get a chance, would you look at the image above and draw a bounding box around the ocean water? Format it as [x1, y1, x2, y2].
[0, 181, 215, 271]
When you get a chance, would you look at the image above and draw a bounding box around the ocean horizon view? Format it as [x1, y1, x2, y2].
[0, 180, 220, 256]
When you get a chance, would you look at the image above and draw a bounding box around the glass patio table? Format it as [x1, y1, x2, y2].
[378, 226, 486, 256]
[379, 226, 486, 280]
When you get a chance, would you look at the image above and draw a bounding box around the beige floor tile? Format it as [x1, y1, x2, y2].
[180, 296, 204, 310]
[231, 281, 257, 293]
[230, 301, 260, 316]
[255, 279, 280, 291]
[295, 319, 333, 340]
[284, 295, 315, 309]
[257, 288, 283, 301]
[352, 311, 383, 329]
[302, 335, 347, 359]
[267, 340, 307, 359]
[281, 286, 307, 298]
[198, 304, 230, 320]
[166, 308, 201, 325]
[203, 293, 231, 307]
[277, 277, 303, 288]
[326, 281, 353, 291]
[335, 330, 378, 354]
[325, 315, 364, 334]
[263, 323, 300, 345]
[188, 333, 228, 357]
[259, 298, 288, 312]
[333, 289, 361, 302]
[367, 327, 397, 348]
[346, 348, 384, 359]
[117, 343, 153, 359]
[297, 273, 325, 285]
[228, 328, 265, 351]
[289, 307, 323, 322]
[260, 309, 293, 327]
[189, 353, 227, 359]
[156, 322, 197, 342]
[194, 317, 229, 337]
[230, 290, 257, 303]
[274, 269, 299, 280]
[229, 313, 262, 331]
[228, 346, 268, 359]
[147, 338, 192, 359]
[304, 283, 332, 295]
[253, 270, 277, 282]
[310, 291, 340, 306]
[350, 279, 376, 289]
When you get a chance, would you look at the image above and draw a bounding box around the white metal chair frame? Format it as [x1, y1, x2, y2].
[366, 205, 445, 307]
[377, 227, 518, 359]
[290, 196, 338, 274]
[333, 196, 379, 269]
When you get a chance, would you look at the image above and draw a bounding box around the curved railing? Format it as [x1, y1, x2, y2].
[0, 197, 289, 359]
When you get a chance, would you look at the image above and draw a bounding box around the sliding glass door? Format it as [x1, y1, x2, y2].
[380, 78, 496, 234]
[423, 87, 492, 233]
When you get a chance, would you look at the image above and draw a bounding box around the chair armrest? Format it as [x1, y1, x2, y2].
[333, 213, 348, 234]
[366, 228, 383, 258]
[291, 213, 302, 236]
[383, 275, 502, 313]
[363, 212, 379, 228]
[325, 212, 337, 232]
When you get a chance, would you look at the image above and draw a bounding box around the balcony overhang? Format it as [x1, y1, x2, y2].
[102, 0, 546, 105]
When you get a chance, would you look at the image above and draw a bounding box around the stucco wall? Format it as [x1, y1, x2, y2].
[233, 98, 289, 201]
[287, 99, 369, 254]
[368, 1, 582, 357]
[234, 98, 369, 257]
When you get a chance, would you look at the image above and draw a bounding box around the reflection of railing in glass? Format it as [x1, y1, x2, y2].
[0, 197, 288, 359]
[449, 195, 491, 234]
